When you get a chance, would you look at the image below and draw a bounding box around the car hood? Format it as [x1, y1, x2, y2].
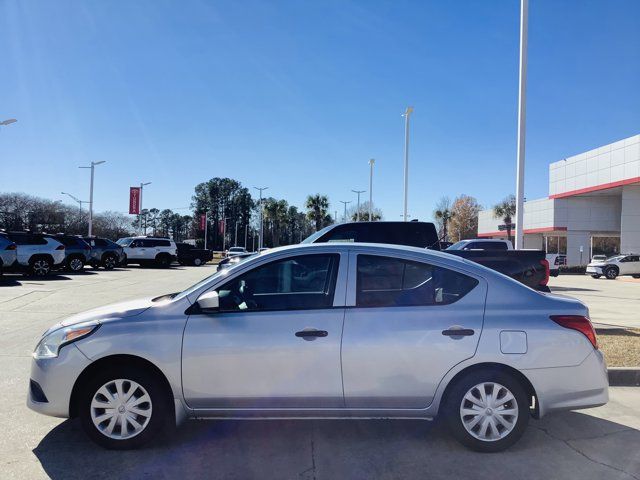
[59, 297, 155, 327]
[588, 262, 608, 267]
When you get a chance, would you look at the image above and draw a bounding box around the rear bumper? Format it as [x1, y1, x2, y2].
[524, 349, 609, 417]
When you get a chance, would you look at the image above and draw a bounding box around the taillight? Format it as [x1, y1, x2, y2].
[539, 259, 550, 286]
[55, 245, 65, 250]
[550, 315, 598, 349]
[5, 244, 17, 250]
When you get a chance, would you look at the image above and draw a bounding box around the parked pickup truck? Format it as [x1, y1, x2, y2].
[303, 222, 550, 292]
[447, 238, 563, 277]
[176, 243, 213, 266]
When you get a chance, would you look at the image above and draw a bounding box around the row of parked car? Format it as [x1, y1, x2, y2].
[0, 231, 214, 277]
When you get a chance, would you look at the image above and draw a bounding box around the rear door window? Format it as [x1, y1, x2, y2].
[356, 255, 478, 307]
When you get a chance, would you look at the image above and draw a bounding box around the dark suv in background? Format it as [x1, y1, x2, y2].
[45, 234, 92, 272]
[83, 237, 125, 270]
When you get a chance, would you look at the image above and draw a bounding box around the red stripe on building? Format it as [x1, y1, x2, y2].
[477, 226, 567, 237]
[549, 176, 640, 199]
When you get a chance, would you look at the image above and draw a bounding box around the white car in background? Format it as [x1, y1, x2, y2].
[117, 236, 177, 268]
[226, 246, 248, 258]
[586, 254, 640, 279]
[3, 231, 66, 276]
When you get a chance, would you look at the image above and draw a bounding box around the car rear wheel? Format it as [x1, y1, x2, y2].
[102, 254, 117, 270]
[633, 275, 640, 279]
[444, 370, 529, 452]
[591, 274, 601, 279]
[29, 257, 52, 277]
[155, 254, 171, 268]
[68, 256, 85, 272]
[604, 267, 618, 280]
[79, 368, 170, 449]
[193, 257, 203, 266]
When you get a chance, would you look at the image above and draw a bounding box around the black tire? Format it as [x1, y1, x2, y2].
[443, 369, 530, 452]
[591, 274, 601, 279]
[79, 366, 171, 450]
[633, 275, 640, 279]
[604, 267, 618, 280]
[67, 256, 85, 272]
[155, 254, 171, 268]
[29, 257, 52, 277]
[549, 270, 559, 277]
[102, 254, 118, 270]
[193, 257, 203, 266]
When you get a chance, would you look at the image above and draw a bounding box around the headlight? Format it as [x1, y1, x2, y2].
[34, 322, 99, 359]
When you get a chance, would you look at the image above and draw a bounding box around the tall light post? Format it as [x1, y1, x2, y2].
[254, 186, 268, 250]
[61, 192, 89, 215]
[368, 159, 375, 221]
[514, 0, 528, 250]
[402, 106, 414, 222]
[137, 182, 152, 235]
[352, 190, 365, 222]
[79, 160, 105, 236]
[339, 200, 351, 222]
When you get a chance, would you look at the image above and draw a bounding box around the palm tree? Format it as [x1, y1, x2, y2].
[434, 208, 455, 242]
[493, 194, 517, 244]
[305, 194, 330, 231]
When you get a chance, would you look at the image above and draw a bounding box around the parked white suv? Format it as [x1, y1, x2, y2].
[117, 236, 177, 268]
[4, 232, 66, 276]
[587, 254, 640, 280]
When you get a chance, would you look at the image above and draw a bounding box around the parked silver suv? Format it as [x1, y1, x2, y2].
[4, 232, 66, 276]
[27, 243, 608, 452]
[117, 236, 177, 268]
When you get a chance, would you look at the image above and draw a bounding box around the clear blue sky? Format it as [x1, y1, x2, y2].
[1, 0, 639, 222]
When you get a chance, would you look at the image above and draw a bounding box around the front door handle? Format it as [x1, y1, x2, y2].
[295, 329, 328, 340]
[442, 328, 475, 337]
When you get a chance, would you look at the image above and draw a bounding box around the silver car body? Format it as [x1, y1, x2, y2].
[28, 243, 608, 424]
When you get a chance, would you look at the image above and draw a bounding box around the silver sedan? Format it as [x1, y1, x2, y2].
[27, 243, 608, 452]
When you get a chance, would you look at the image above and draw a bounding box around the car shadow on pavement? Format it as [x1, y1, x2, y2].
[33, 412, 640, 480]
[550, 286, 599, 292]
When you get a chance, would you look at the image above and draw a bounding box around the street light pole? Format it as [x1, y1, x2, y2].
[352, 190, 365, 222]
[79, 161, 105, 236]
[368, 159, 375, 221]
[138, 182, 152, 235]
[254, 187, 268, 250]
[402, 106, 414, 222]
[339, 200, 351, 222]
[515, 0, 528, 250]
[61, 192, 88, 216]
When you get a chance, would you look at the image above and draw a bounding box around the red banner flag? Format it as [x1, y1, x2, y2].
[218, 219, 225, 235]
[129, 187, 141, 214]
[200, 214, 206, 231]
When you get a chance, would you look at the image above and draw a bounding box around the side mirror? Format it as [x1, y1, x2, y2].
[197, 291, 219, 312]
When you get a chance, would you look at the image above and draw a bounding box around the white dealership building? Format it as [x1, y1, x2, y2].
[477, 134, 640, 266]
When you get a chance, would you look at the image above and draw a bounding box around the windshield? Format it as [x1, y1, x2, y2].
[301, 225, 334, 243]
[116, 237, 133, 246]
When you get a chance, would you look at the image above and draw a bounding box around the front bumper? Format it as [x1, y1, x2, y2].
[586, 266, 603, 274]
[27, 344, 91, 418]
[524, 349, 609, 417]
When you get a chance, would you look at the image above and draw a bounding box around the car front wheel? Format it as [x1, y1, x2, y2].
[102, 254, 117, 270]
[444, 370, 529, 452]
[68, 256, 85, 272]
[79, 368, 170, 449]
[193, 257, 203, 266]
[605, 267, 618, 280]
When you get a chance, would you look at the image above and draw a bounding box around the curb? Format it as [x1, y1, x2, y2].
[608, 368, 640, 387]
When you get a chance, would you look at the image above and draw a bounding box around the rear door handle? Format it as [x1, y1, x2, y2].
[295, 329, 328, 340]
[442, 328, 475, 337]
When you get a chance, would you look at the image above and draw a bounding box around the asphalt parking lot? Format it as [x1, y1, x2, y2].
[1, 266, 639, 479]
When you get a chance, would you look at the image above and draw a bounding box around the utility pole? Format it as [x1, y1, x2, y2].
[402, 106, 414, 222]
[352, 190, 365, 222]
[244, 224, 248, 249]
[79, 161, 105, 236]
[254, 186, 268, 250]
[515, 0, 528, 250]
[334, 210, 338, 224]
[368, 159, 375, 221]
[234, 220, 239, 247]
[339, 200, 351, 223]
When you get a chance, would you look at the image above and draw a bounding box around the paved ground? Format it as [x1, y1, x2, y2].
[548, 274, 640, 328]
[1, 266, 639, 479]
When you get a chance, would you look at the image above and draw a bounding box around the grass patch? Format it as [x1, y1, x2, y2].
[596, 328, 640, 367]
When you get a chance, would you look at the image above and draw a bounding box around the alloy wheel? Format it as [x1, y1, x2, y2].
[90, 379, 153, 440]
[103, 255, 116, 269]
[69, 258, 84, 271]
[32, 259, 51, 276]
[459, 382, 518, 442]
[194, 258, 202, 266]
